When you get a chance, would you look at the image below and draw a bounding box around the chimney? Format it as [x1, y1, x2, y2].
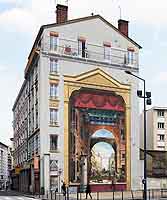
[118, 19, 129, 37]
[56, 4, 68, 24]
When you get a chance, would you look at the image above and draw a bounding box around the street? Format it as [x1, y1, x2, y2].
[0, 191, 35, 200]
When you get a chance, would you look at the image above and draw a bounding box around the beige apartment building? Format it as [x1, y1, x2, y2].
[12, 3, 143, 193]
[140, 107, 167, 188]
[141, 107, 167, 151]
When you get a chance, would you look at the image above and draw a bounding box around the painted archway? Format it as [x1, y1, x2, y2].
[69, 89, 126, 185]
[90, 129, 117, 183]
[91, 142, 116, 182]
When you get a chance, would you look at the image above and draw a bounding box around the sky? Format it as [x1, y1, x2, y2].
[0, 0, 167, 145]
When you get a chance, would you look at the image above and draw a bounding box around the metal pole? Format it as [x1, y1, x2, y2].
[97, 192, 99, 200]
[77, 189, 79, 200]
[59, 175, 60, 200]
[143, 79, 147, 200]
[55, 191, 57, 200]
[148, 189, 150, 200]
[67, 187, 69, 200]
[125, 71, 147, 200]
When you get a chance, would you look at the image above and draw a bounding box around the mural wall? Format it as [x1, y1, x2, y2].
[69, 89, 126, 185]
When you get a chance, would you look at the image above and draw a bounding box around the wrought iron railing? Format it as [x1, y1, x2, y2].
[49, 38, 139, 67]
[34, 188, 167, 200]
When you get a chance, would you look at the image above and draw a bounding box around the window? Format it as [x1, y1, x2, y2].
[0, 150, 3, 158]
[158, 122, 164, 129]
[127, 48, 134, 65]
[158, 135, 165, 141]
[158, 110, 164, 117]
[50, 84, 58, 99]
[50, 160, 58, 171]
[35, 135, 39, 154]
[35, 106, 38, 129]
[50, 33, 58, 51]
[50, 135, 58, 151]
[104, 43, 111, 61]
[78, 39, 86, 58]
[50, 176, 58, 191]
[122, 153, 125, 159]
[50, 59, 58, 74]
[50, 108, 58, 125]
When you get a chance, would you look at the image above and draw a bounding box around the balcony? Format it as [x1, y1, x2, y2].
[49, 38, 139, 68]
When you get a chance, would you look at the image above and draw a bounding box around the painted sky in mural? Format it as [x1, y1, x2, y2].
[92, 142, 115, 170]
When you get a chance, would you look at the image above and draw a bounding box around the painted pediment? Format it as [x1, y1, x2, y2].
[64, 68, 130, 90]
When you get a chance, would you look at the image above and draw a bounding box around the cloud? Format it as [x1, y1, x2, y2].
[118, 0, 167, 25]
[0, 0, 167, 38]
[0, 0, 55, 34]
[0, 8, 36, 33]
[0, 62, 24, 145]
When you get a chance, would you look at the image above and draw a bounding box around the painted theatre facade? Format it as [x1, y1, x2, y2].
[12, 4, 143, 193]
[65, 70, 131, 190]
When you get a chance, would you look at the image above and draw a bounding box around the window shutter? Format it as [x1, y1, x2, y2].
[103, 41, 111, 47]
[50, 32, 59, 37]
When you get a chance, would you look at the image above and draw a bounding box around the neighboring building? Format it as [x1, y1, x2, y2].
[140, 107, 167, 188]
[0, 142, 8, 190]
[7, 146, 13, 189]
[12, 4, 143, 193]
[140, 107, 167, 151]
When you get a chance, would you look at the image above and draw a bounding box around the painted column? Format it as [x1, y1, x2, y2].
[126, 105, 131, 190]
[64, 99, 69, 184]
[44, 154, 50, 193]
[80, 155, 88, 190]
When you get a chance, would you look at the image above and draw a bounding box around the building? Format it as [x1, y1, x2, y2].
[0, 142, 9, 190]
[7, 146, 13, 189]
[140, 107, 167, 151]
[12, 4, 143, 193]
[140, 107, 167, 188]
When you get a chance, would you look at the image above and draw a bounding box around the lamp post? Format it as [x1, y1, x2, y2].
[125, 70, 151, 200]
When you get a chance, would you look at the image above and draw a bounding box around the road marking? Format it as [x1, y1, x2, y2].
[1, 197, 11, 200]
[4, 197, 11, 200]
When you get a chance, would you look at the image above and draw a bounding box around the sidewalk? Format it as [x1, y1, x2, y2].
[7, 189, 167, 200]
[6, 190, 40, 199]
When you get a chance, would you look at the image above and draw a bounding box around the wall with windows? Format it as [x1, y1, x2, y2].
[42, 17, 139, 69]
[155, 109, 167, 151]
[12, 57, 40, 167]
[0, 144, 8, 187]
[39, 52, 64, 191]
[142, 108, 167, 151]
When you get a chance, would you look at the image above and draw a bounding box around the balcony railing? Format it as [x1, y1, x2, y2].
[49, 39, 139, 67]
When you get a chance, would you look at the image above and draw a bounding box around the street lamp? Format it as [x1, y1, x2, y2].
[125, 70, 151, 200]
